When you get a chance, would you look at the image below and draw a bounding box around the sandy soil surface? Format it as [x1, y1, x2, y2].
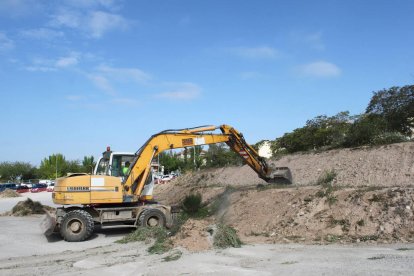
[0, 217, 413, 276]
[167, 141, 414, 188]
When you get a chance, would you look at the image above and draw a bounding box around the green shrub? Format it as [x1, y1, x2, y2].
[317, 169, 337, 186]
[213, 224, 242, 249]
[371, 132, 408, 145]
[116, 226, 172, 254]
[182, 193, 202, 214]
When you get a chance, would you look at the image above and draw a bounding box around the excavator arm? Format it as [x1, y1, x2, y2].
[123, 125, 291, 198]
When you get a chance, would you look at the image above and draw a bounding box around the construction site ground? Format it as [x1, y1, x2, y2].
[1, 142, 414, 275]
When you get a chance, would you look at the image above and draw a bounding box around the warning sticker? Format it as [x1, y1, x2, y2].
[182, 138, 193, 146]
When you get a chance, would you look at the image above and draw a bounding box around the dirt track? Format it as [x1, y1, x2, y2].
[0, 217, 413, 276]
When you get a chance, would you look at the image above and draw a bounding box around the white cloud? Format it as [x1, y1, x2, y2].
[111, 98, 139, 106]
[20, 28, 64, 40]
[66, 95, 84, 101]
[85, 65, 151, 96]
[63, 0, 120, 11]
[50, 8, 129, 38]
[24, 57, 56, 72]
[0, 0, 44, 18]
[56, 52, 80, 67]
[291, 31, 325, 51]
[24, 53, 80, 71]
[296, 61, 341, 78]
[156, 83, 201, 100]
[97, 65, 151, 83]
[240, 71, 264, 80]
[88, 74, 115, 95]
[304, 31, 325, 51]
[88, 11, 128, 38]
[0, 32, 14, 50]
[230, 46, 281, 59]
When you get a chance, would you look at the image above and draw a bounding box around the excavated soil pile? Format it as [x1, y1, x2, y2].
[154, 142, 414, 251]
[0, 189, 21, 198]
[161, 142, 414, 189]
[8, 198, 55, 216]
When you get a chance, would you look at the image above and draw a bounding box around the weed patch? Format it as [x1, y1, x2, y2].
[368, 255, 385, 260]
[396, 248, 414, 251]
[116, 226, 172, 254]
[317, 169, 337, 186]
[162, 250, 182, 262]
[182, 193, 202, 214]
[213, 224, 242, 249]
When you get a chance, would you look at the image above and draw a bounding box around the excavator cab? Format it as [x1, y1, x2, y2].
[94, 147, 135, 177]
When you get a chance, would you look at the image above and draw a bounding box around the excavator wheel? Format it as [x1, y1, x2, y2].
[138, 208, 166, 228]
[60, 209, 94, 242]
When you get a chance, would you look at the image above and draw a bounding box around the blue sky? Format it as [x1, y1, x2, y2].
[0, 0, 413, 165]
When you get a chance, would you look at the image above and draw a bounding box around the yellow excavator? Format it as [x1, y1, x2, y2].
[42, 125, 291, 242]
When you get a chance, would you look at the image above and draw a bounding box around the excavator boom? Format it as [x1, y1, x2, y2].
[124, 124, 291, 198]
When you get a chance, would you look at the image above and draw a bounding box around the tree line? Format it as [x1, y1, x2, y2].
[271, 85, 413, 154]
[0, 154, 95, 182]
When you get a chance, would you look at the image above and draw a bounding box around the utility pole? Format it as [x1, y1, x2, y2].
[55, 154, 58, 180]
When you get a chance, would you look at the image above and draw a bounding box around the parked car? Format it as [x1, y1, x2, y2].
[157, 174, 174, 184]
[30, 183, 47, 193]
[47, 183, 54, 192]
[16, 185, 29, 193]
[0, 183, 17, 192]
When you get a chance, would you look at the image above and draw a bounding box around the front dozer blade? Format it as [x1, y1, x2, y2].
[40, 211, 57, 236]
[268, 167, 292, 184]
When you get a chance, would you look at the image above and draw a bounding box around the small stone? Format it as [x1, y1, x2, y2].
[406, 206, 411, 210]
[356, 239, 360, 243]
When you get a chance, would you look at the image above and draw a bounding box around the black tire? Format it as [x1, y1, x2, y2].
[138, 208, 166, 228]
[60, 209, 94, 242]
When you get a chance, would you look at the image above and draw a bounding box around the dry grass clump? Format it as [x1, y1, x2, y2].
[10, 198, 54, 216]
[116, 226, 172, 254]
[213, 223, 242, 249]
[0, 189, 21, 198]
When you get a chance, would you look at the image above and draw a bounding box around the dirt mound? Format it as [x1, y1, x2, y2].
[272, 141, 414, 187]
[0, 189, 21, 198]
[171, 219, 213, 252]
[9, 198, 55, 216]
[160, 142, 414, 190]
[155, 142, 414, 248]
[225, 186, 414, 244]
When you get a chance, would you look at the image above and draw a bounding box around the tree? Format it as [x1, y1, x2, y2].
[0, 162, 37, 182]
[276, 111, 353, 153]
[366, 85, 414, 135]
[205, 144, 242, 167]
[158, 152, 185, 174]
[82, 156, 96, 173]
[38, 154, 81, 178]
[343, 114, 388, 147]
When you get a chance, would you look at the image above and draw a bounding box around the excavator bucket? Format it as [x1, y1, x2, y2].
[267, 167, 292, 184]
[40, 211, 57, 236]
